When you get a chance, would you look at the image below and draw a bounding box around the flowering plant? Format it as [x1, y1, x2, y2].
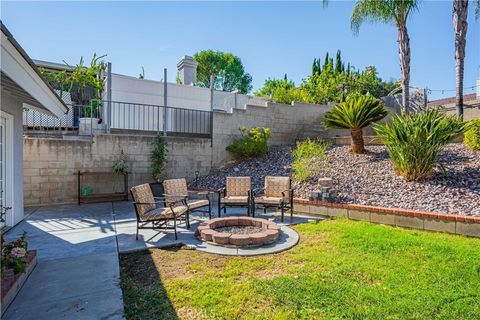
[1, 231, 28, 277]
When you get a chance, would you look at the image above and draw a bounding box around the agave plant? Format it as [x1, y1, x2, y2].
[374, 110, 464, 181]
[324, 94, 387, 153]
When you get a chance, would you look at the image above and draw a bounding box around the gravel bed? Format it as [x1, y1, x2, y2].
[191, 144, 480, 216]
[214, 226, 264, 234]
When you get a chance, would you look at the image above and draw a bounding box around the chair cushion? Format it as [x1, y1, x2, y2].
[265, 176, 291, 198]
[221, 196, 249, 204]
[254, 196, 283, 205]
[226, 177, 251, 196]
[163, 178, 188, 205]
[131, 184, 156, 216]
[187, 199, 209, 210]
[141, 205, 187, 221]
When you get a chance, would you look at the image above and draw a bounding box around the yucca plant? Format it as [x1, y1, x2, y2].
[374, 110, 464, 181]
[324, 94, 387, 153]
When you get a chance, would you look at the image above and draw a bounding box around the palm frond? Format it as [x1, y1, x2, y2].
[351, 0, 419, 34]
[374, 110, 464, 180]
[324, 94, 388, 130]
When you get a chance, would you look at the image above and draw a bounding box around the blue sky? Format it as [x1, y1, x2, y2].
[1, 1, 479, 99]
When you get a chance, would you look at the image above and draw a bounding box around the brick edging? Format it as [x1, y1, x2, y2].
[293, 198, 480, 237]
[293, 198, 480, 224]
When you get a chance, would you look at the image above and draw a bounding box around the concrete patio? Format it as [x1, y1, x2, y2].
[2, 201, 323, 319]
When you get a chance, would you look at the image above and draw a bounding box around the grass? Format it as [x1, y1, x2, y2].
[120, 219, 480, 320]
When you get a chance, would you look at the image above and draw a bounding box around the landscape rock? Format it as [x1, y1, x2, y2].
[191, 144, 480, 216]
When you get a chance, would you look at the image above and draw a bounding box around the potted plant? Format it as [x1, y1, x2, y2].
[68, 54, 106, 135]
[112, 151, 129, 193]
[149, 135, 168, 197]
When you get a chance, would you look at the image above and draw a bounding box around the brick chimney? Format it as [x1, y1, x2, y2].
[177, 56, 198, 85]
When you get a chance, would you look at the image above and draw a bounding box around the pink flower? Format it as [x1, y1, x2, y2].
[11, 247, 26, 259]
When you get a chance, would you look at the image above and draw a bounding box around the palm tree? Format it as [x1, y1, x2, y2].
[350, 0, 419, 114]
[324, 94, 388, 154]
[453, 0, 479, 120]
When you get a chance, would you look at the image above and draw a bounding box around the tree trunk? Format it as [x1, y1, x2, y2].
[398, 23, 411, 114]
[453, 0, 469, 120]
[350, 128, 366, 154]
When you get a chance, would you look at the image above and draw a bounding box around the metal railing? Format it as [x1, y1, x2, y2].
[23, 100, 212, 138]
[23, 103, 103, 130]
[107, 100, 212, 137]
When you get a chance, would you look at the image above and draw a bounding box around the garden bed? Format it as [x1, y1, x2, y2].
[120, 219, 480, 319]
[193, 143, 480, 215]
[1, 250, 37, 315]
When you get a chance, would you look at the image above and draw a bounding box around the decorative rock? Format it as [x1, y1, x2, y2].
[224, 217, 239, 226]
[191, 144, 480, 216]
[267, 223, 281, 231]
[264, 229, 280, 242]
[212, 232, 231, 245]
[318, 177, 333, 188]
[197, 217, 281, 247]
[209, 218, 226, 227]
[249, 233, 268, 245]
[229, 234, 250, 246]
[200, 229, 215, 241]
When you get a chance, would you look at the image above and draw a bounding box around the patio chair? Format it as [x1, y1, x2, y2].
[217, 176, 252, 217]
[252, 176, 294, 222]
[130, 183, 189, 240]
[163, 178, 213, 219]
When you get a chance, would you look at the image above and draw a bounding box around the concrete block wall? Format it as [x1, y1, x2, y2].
[24, 100, 348, 205]
[24, 135, 212, 206]
[211, 101, 345, 166]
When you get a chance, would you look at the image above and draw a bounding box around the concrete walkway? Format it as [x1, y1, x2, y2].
[2, 201, 322, 319]
[2, 203, 124, 320]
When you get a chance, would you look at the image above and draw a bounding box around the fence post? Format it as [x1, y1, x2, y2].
[163, 68, 167, 137]
[106, 62, 112, 133]
[210, 75, 214, 146]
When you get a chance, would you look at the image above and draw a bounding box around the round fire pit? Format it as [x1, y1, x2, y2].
[196, 217, 281, 247]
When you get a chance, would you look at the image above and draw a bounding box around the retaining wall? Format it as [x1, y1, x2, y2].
[24, 135, 212, 206]
[293, 199, 480, 238]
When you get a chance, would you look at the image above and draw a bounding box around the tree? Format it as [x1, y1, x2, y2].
[193, 50, 252, 94]
[324, 94, 387, 153]
[254, 74, 295, 96]
[351, 0, 418, 114]
[453, 0, 479, 120]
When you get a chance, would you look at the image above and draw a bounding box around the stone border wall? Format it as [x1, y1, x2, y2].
[293, 199, 480, 238]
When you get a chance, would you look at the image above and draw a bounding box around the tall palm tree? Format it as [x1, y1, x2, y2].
[350, 0, 418, 114]
[453, 0, 479, 120]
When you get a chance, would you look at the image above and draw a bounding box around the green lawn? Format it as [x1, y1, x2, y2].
[120, 219, 480, 320]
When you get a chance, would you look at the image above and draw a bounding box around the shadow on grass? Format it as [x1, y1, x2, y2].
[120, 245, 180, 320]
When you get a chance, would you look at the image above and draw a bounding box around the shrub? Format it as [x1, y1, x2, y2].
[324, 94, 387, 153]
[464, 119, 480, 150]
[374, 110, 464, 181]
[1, 232, 28, 276]
[151, 135, 168, 182]
[226, 127, 272, 158]
[291, 138, 330, 182]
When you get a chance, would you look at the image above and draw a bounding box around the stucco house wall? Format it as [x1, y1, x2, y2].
[1, 94, 24, 226]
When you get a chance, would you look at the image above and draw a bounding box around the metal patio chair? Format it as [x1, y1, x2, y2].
[217, 176, 253, 217]
[130, 183, 189, 240]
[163, 178, 213, 219]
[252, 176, 294, 222]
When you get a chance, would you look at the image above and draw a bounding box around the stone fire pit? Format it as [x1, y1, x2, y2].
[196, 217, 281, 247]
